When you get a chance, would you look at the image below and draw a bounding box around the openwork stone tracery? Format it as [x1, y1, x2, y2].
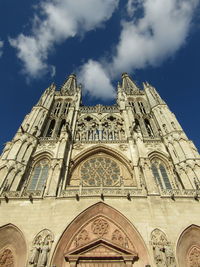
[187, 246, 200, 267]
[80, 156, 121, 186]
[0, 249, 14, 267]
[75, 115, 125, 142]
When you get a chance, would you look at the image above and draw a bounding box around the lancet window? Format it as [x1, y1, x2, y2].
[144, 119, 154, 137]
[129, 101, 136, 113]
[151, 159, 172, 189]
[138, 101, 146, 114]
[63, 102, 71, 115]
[28, 160, 49, 191]
[57, 119, 66, 137]
[53, 101, 61, 116]
[46, 119, 55, 137]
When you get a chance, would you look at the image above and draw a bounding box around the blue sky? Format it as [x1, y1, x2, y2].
[0, 0, 200, 152]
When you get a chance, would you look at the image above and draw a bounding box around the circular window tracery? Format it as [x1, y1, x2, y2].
[81, 156, 120, 186]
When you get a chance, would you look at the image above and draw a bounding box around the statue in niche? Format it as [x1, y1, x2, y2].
[151, 229, 176, 267]
[153, 245, 164, 267]
[29, 230, 53, 267]
[29, 236, 42, 266]
[164, 245, 175, 266]
[38, 240, 50, 267]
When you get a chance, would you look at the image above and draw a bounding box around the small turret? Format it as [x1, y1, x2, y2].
[61, 74, 77, 95]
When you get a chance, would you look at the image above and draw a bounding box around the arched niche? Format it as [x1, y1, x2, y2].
[0, 224, 27, 267]
[51, 202, 150, 267]
[177, 224, 200, 267]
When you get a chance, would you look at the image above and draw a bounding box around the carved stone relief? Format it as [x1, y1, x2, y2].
[29, 229, 53, 267]
[112, 229, 129, 248]
[187, 246, 200, 267]
[151, 229, 176, 267]
[70, 216, 134, 252]
[92, 218, 109, 237]
[74, 230, 90, 247]
[0, 249, 14, 267]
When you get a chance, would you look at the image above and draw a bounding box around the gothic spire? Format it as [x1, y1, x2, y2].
[121, 73, 140, 94]
[36, 82, 56, 107]
[61, 74, 77, 95]
[143, 82, 166, 107]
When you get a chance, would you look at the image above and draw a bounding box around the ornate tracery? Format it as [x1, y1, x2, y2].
[187, 246, 200, 267]
[0, 249, 14, 267]
[80, 156, 121, 186]
[75, 114, 125, 142]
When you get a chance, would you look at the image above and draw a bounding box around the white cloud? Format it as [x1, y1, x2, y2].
[9, 0, 119, 78]
[110, 0, 199, 76]
[0, 40, 4, 57]
[80, 0, 199, 99]
[79, 60, 116, 99]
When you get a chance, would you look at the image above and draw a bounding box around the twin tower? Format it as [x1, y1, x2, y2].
[0, 73, 199, 267]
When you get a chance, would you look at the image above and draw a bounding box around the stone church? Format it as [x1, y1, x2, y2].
[0, 73, 199, 267]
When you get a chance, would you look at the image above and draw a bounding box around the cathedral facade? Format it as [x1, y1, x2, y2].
[0, 73, 199, 267]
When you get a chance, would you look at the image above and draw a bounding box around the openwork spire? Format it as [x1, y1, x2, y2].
[121, 73, 140, 94]
[61, 74, 77, 95]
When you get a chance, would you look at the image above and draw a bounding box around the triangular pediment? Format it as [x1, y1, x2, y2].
[65, 239, 137, 258]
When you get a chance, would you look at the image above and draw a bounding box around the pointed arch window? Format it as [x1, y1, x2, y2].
[58, 119, 66, 137]
[46, 119, 55, 137]
[28, 160, 49, 190]
[54, 101, 62, 116]
[151, 160, 172, 189]
[129, 102, 136, 113]
[144, 119, 154, 137]
[63, 102, 71, 115]
[138, 101, 146, 114]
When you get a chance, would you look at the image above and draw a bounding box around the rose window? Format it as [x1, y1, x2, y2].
[80, 157, 120, 186]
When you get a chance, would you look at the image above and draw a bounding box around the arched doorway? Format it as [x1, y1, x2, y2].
[0, 224, 27, 267]
[177, 224, 200, 267]
[51, 202, 150, 266]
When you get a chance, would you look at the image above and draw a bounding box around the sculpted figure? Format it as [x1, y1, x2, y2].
[154, 245, 164, 267]
[38, 241, 50, 267]
[165, 245, 175, 266]
[29, 237, 41, 266]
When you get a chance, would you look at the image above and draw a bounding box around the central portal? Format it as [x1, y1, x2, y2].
[52, 203, 150, 267]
